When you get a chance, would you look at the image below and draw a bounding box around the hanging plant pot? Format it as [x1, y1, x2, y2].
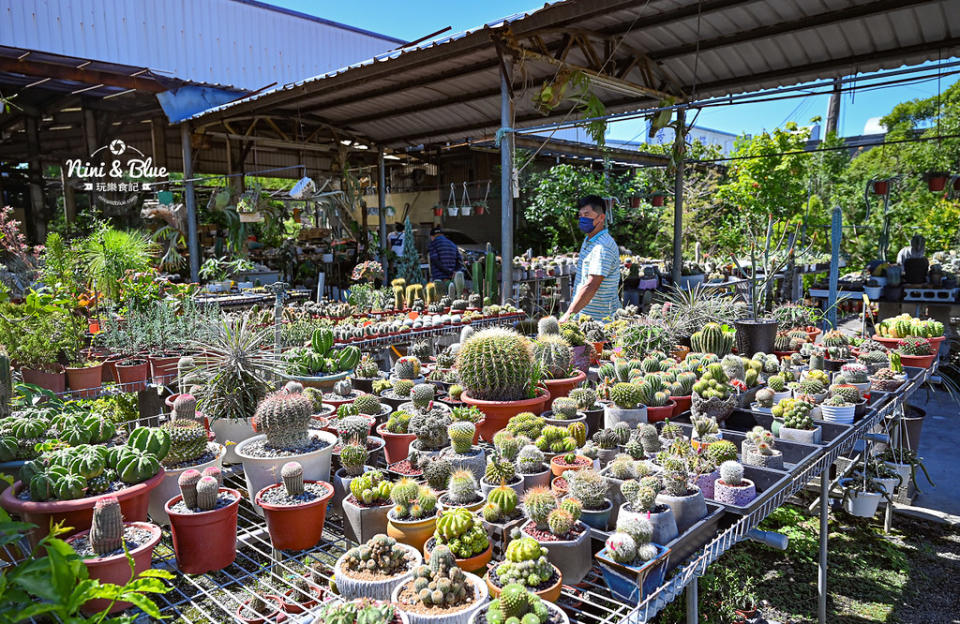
[924, 172, 949, 192]
[872, 180, 889, 195]
[238, 211, 263, 223]
[433, 206, 443, 217]
[650, 193, 666, 207]
[447, 206, 460, 217]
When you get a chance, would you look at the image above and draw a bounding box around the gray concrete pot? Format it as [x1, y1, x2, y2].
[656, 486, 707, 533]
[603, 404, 647, 429]
[714, 479, 757, 506]
[523, 519, 592, 584]
[341, 496, 391, 543]
[779, 425, 821, 445]
[334, 542, 421, 600]
[618, 502, 678, 545]
[596, 447, 619, 467]
[441, 446, 486, 482]
[479, 475, 523, 497]
[518, 467, 551, 492]
[742, 444, 785, 470]
[600, 469, 627, 526]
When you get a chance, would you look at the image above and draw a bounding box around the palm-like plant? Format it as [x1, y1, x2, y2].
[81, 224, 157, 302]
[186, 315, 282, 422]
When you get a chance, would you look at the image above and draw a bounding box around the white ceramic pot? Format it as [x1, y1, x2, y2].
[210, 418, 256, 464]
[819, 403, 855, 424]
[148, 444, 225, 525]
[392, 570, 488, 624]
[603, 404, 647, 428]
[843, 489, 882, 517]
[779, 425, 822, 445]
[235, 430, 337, 514]
[334, 542, 422, 600]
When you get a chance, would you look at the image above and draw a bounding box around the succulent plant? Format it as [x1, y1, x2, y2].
[338, 415, 370, 446]
[195, 475, 219, 511]
[393, 356, 421, 380]
[391, 480, 437, 520]
[690, 322, 735, 356]
[447, 469, 480, 505]
[281, 461, 305, 496]
[755, 387, 775, 408]
[341, 534, 413, 576]
[349, 470, 393, 505]
[487, 484, 519, 519]
[719, 460, 744, 486]
[493, 431, 521, 461]
[506, 412, 544, 440]
[516, 444, 545, 474]
[385, 410, 412, 434]
[355, 354, 382, 379]
[534, 335, 572, 379]
[340, 442, 369, 476]
[565, 469, 607, 510]
[830, 384, 862, 404]
[418, 455, 452, 490]
[538, 316, 560, 336]
[447, 421, 476, 454]
[705, 440, 738, 466]
[523, 487, 557, 530]
[411, 383, 435, 412]
[160, 418, 208, 466]
[569, 386, 598, 411]
[253, 390, 314, 450]
[177, 469, 202, 509]
[89, 496, 123, 556]
[456, 328, 534, 401]
[353, 393, 382, 416]
[551, 397, 578, 420]
[604, 532, 637, 564]
[498, 537, 553, 588]
[485, 452, 517, 484]
[172, 394, 197, 421]
[410, 545, 469, 607]
[434, 508, 488, 558]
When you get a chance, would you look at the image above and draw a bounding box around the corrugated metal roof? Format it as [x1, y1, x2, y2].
[190, 0, 960, 149]
[0, 0, 404, 91]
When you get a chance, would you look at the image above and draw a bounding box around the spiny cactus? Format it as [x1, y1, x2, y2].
[340, 442, 369, 476]
[705, 439, 738, 466]
[830, 384, 862, 404]
[203, 465, 223, 487]
[177, 356, 195, 395]
[605, 532, 638, 564]
[337, 415, 370, 446]
[516, 444, 545, 474]
[534, 334, 573, 379]
[411, 383, 435, 412]
[281, 461, 304, 496]
[755, 387, 775, 408]
[420, 455, 452, 490]
[409, 409, 451, 451]
[196, 475, 219, 511]
[342, 534, 412, 577]
[253, 391, 314, 449]
[89, 496, 123, 556]
[538, 316, 561, 336]
[488, 485, 519, 517]
[178, 469, 202, 509]
[447, 421, 475, 454]
[523, 487, 557, 529]
[447, 469, 479, 504]
[690, 322, 735, 356]
[719, 460, 744, 486]
[610, 382, 644, 409]
[551, 397, 578, 420]
[393, 356, 421, 380]
[284, 381, 304, 394]
[411, 545, 468, 607]
[333, 379, 354, 398]
[172, 394, 197, 421]
[547, 508, 574, 537]
[569, 386, 598, 411]
[355, 354, 381, 379]
[456, 328, 535, 401]
[493, 431, 521, 461]
[485, 454, 516, 483]
[353, 393, 381, 416]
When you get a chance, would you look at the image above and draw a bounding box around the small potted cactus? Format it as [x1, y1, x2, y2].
[655, 457, 708, 533]
[165, 468, 241, 574]
[533, 331, 587, 402]
[438, 469, 484, 512]
[600, 454, 659, 526]
[596, 515, 669, 605]
[334, 534, 423, 600]
[353, 354, 386, 393]
[603, 382, 649, 428]
[378, 409, 416, 464]
[401, 385, 450, 419]
[515, 444, 550, 491]
[66, 496, 162, 614]
[468, 583, 569, 624]
[409, 391, 453, 458]
[479, 483, 524, 558]
[713, 461, 757, 506]
[569, 385, 604, 433]
[895, 336, 937, 368]
[641, 375, 676, 423]
[281, 573, 325, 614]
[325, 378, 361, 407]
[484, 535, 562, 602]
[391, 544, 489, 624]
[618, 477, 678, 545]
[255, 460, 335, 550]
[690, 363, 737, 423]
[342, 469, 394, 543]
[441, 421, 486, 481]
[773, 398, 821, 444]
[564, 468, 613, 529]
[391, 355, 425, 385]
[520, 488, 592, 585]
[741, 426, 784, 470]
[480, 435, 524, 495]
[352, 390, 393, 422]
[591, 427, 625, 466]
[380, 378, 416, 410]
[427, 508, 492, 575]
[750, 387, 777, 417]
[837, 363, 871, 397]
[819, 392, 857, 424]
[765, 373, 792, 403]
[234, 389, 338, 513]
[387, 479, 440, 551]
[692, 440, 738, 498]
[549, 451, 592, 478]
[541, 396, 586, 427]
[235, 584, 284, 624]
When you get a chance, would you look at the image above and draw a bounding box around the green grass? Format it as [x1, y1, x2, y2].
[654, 503, 959, 623]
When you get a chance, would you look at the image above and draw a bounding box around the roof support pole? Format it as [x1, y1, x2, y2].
[499, 60, 515, 305]
[827, 205, 842, 329]
[24, 116, 44, 243]
[826, 77, 842, 135]
[61, 167, 76, 224]
[378, 148, 389, 283]
[180, 122, 200, 283]
[671, 108, 686, 286]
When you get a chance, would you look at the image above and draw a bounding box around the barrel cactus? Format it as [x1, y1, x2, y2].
[161, 419, 208, 466]
[281, 461, 305, 496]
[253, 390, 314, 450]
[89, 496, 123, 556]
[456, 328, 534, 401]
[690, 322, 735, 356]
[534, 335, 572, 379]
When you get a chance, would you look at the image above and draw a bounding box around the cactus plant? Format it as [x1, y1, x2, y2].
[534, 335, 573, 379]
[516, 445, 545, 474]
[196, 475, 219, 511]
[523, 487, 557, 530]
[690, 322, 735, 356]
[253, 390, 314, 450]
[178, 469, 202, 509]
[410, 545, 471, 607]
[353, 393, 382, 416]
[340, 442, 369, 476]
[160, 419, 208, 466]
[447, 469, 480, 505]
[281, 461, 305, 496]
[456, 328, 535, 401]
[447, 421, 476, 454]
[411, 383, 435, 412]
[341, 534, 413, 577]
[89, 496, 124, 556]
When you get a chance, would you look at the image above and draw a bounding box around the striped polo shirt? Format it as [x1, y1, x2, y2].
[575, 228, 621, 320]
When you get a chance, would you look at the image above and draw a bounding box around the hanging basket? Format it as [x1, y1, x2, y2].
[238, 211, 263, 222]
[445, 182, 459, 217]
[651, 193, 666, 207]
[460, 181, 473, 216]
[924, 172, 949, 192]
[871, 180, 889, 195]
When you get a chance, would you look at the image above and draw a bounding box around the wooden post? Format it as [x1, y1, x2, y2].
[25, 116, 44, 242]
[151, 117, 168, 169]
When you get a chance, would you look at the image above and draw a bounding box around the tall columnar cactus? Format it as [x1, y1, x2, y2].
[448, 422, 475, 454]
[411, 384, 435, 412]
[161, 419, 208, 466]
[178, 469, 202, 509]
[538, 316, 560, 337]
[456, 328, 534, 401]
[172, 394, 197, 421]
[196, 475, 219, 511]
[690, 322, 735, 356]
[282, 461, 304, 496]
[534, 335, 572, 379]
[177, 356, 195, 395]
[89, 496, 123, 556]
[253, 390, 314, 449]
[425, 282, 440, 305]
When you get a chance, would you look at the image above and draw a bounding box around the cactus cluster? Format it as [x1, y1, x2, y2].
[620, 478, 659, 512]
[456, 328, 535, 401]
[550, 397, 578, 420]
[355, 354, 382, 379]
[506, 412, 544, 440]
[565, 469, 608, 510]
[569, 386, 598, 411]
[830, 383, 862, 404]
[497, 537, 554, 588]
[342, 534, 413, 577]
[482, 484, 520, 523]
[253, 390, 314, 450]
[409, 409, 452, 451]
[434, 508, 488, 558]
[522, 487, 557, 530]
[492, 431, 521, 461]
[160, 418, 208, 466]
[447, 421, 476, 454]
[533, 425, 577, 454]
[391, 479, 438, 520]
[690, 323, 735, 356]
[606, 514, 659, 564]
[177, 468, 221, 511]
[772, 398, 815, 430]
[896, 336, 934, 356]
[410, 546, 469, 607]
[485, 584, 551, 624]
[349, 470, 393, 505]
[485, 453, 517, 484]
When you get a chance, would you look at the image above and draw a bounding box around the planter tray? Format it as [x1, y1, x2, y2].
[720, 430, 822, 473]
[717, 409, 853, 452]
[705, 464, 791, 516]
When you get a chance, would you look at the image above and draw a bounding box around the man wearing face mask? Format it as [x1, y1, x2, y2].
[560, 195, 621, 322]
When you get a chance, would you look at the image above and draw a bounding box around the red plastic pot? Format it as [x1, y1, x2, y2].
[462, 387, 550, 442]
[377, 423, 416, 464]
[236, 594, 284, 624]
[66, 363, 103, 398]
[646, 400, 677, 423]
[149, 353, 180, 385]
[671, 395, 691, 417]
[116, 359, 150, 391]
[926, 173, 948, 192]
[67, 521, 161, 614]
[282, 585, 323, 613]
[255, 481, 333, 551]
[898, 353, 936, 368]
[871, 334, 902, 350]
[102, 357, 121, 383]
[0, 470, 165, 545]
[651, 194, 665, 207]
[165, 487, 241, 574]
[872, 180, 889, 195]
[543, 369, 587, 403]
[20, 366, 65, 393]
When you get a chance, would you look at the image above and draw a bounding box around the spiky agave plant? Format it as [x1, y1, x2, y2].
[187, 316, 283, 422]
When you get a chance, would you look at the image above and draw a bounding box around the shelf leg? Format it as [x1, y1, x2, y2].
[686, 577, 698, 624]
[818, 472, 829, 624]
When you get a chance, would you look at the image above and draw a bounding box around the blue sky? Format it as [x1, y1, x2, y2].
[272, 0, 955, 140]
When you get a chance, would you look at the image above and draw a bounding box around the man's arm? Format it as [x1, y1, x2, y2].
[560, 274, 603, 322]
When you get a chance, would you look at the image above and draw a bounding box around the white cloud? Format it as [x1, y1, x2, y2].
[863, 117, 887, 135]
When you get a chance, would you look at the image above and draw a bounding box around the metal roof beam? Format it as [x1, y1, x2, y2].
[648, 0, 935, 61]
[0, 56, 170, 93]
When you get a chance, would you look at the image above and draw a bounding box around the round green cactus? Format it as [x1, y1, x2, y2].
[456, 328, 534, 401]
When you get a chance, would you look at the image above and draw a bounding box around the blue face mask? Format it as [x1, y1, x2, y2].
[578, 216, 597, 233]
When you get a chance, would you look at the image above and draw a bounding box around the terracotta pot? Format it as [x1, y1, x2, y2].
[870, 334, 902, 350]
[116, 359, 150, 391]
[671, 395, 691, 417]
[0, 470, 165, 545]
[102, 357, 120, 383]
[20, 366, 65, 393]
[67, 521, 162, 614]
[424, 539, 492, 575]
[542, 370, 587, 403]
[549, 455, 591, 477]
[388, 511, 437, 553]
[165, 488, 241, 574]
[485, 562, 563, 602]
[282, 585, 324, 614]
[551, 477, 568, 498]
[646, 400, 677, 423]
[256, 480, 333, 550]
[377, 423, 417, 464]
[898, 353, 936, 368]
[235, 594, 283, 624]
[149, 353, 180, 385]
[461, 388, 550, 442]
[66, 363, 103, 398]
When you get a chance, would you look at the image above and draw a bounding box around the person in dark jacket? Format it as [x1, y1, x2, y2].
[428, 226, 463, 281]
